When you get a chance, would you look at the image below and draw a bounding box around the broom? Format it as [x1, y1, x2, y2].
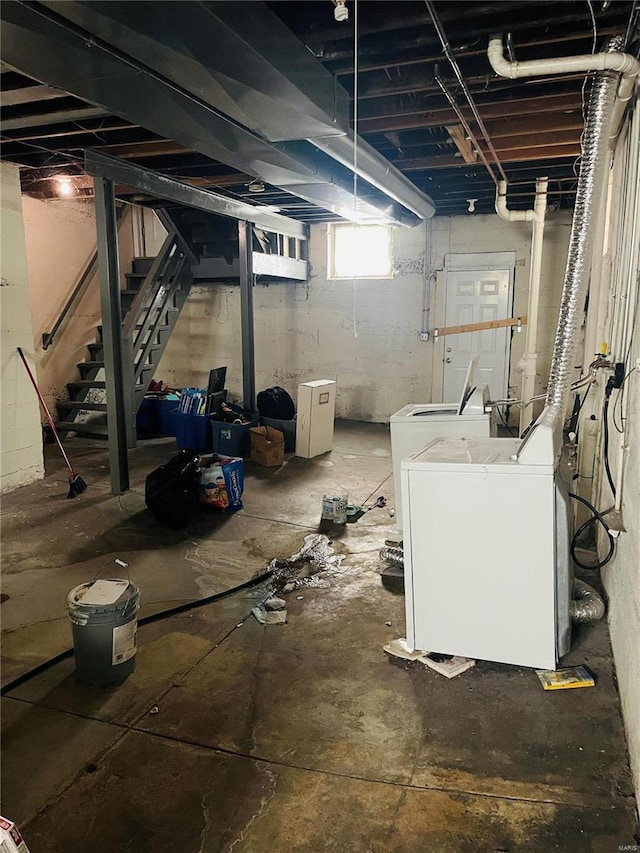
[17, 347, 88, 498]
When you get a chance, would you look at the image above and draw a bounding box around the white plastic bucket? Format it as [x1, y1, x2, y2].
[68, 578, 140, 685]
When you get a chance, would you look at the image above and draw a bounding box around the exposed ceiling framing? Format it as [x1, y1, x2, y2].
[1, 1, 639, 219]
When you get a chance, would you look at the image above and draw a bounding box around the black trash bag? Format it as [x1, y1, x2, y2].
[256, 386, 295, 421]
[145, 449, 201, 529]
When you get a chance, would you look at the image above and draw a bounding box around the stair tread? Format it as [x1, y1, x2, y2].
[56, 421, 109, 435]
[68, 380, 107, 389]
[58, 401, 107, 411]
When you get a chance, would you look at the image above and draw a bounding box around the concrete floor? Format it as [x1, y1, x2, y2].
[1, 421, 637, 852]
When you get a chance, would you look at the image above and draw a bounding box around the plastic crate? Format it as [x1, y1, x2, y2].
[173, 412, 214, 452]
[137, 397, 179, 437]
[211, 410, 259, 457]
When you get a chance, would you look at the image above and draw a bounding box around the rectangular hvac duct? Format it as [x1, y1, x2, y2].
[1, 1, 435, 224]
[38, 0, 351, 143]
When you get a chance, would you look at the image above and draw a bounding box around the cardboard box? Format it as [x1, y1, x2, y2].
[250, 426, 285, 467]
[262, 416, 296, 452]
[0, 816, 31, 852]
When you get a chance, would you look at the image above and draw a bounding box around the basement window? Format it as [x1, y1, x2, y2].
[329, 224, 393, 279]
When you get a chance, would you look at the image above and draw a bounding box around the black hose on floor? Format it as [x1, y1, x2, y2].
[0, 569, 274, 697]
[568, 492, 615, 571]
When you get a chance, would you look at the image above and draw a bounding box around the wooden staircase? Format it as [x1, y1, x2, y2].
[56, 231, 192, 438]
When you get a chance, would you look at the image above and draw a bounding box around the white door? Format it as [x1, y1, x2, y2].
[442, 268, 512, 404]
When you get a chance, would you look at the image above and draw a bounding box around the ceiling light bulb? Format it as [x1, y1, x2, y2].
[58, 178, 73, 197]
[467, 198, 477, 213]
[334, 1, 348, 22]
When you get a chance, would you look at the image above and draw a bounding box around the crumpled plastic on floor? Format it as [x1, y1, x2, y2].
[253, 535, 346, 625]
[267, 533, 344, 590]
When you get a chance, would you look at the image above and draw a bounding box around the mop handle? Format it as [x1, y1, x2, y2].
[16, 347, 75, 475]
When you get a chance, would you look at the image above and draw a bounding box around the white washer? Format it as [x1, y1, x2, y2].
[401, 419, 571, 670]
[390, 359, 496, 536]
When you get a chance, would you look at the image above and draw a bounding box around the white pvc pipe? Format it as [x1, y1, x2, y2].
[495, 177, 548, 432]
[489, 37, 640, 143]
[488, 38, 640, 81]
[527, 178, 549, 358]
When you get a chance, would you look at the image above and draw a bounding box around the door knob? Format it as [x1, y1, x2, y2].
[445, 357, 452, 363]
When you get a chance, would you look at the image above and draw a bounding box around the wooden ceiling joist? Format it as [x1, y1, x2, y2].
[358, 92, 583, 134]
[445, 125, 478, 164]
[399, 143, 582, 171]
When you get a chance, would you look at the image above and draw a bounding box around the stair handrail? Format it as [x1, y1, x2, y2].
[42, 206, 126, 351]
[133, 252, 188, 384]
[121, 231, 178, 341]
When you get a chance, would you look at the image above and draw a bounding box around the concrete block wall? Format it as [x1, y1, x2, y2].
[603, 310, 640, 797]
[22, 196, 135, 415]
[157, 211, 572, 421]
[0, 163, 44, 493]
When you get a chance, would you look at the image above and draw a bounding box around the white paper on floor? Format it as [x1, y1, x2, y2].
[252, 605, 287, 625]
[384, 638, 475, 678]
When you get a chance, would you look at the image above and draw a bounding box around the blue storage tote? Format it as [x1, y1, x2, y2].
[211, 411, 259, 457]
[137, 397, 179, 437]
[174, 412, 214, 452]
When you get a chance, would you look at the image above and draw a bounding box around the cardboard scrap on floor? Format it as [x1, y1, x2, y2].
[383, 638, 475, 678]
[535, 666, 595, 690]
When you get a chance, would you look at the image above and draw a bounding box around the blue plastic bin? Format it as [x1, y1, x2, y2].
[136, 397, 179, 437]
[174, 412, 214, 452]
[211, 409, 259, 457]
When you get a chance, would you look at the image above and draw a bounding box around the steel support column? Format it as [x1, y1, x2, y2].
[238, 220, 256, 412]
[94, 177, 129, 493]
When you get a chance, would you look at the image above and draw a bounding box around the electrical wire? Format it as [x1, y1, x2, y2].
[0, 568, 275, 697]
[602, 396, 617, 497]
[586, 0, 598, 54]
[352, 0, 359, 340]
[565, 383, 592, 430]
[613, 365, 638, 432]
[425, 0, 508, 184]
[568, 492, 615, 570]
[496, 404, 516, 437]
[613, 294, 638, 432]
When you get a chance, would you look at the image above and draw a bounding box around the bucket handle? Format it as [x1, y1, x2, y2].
[93, 559, 130, 583]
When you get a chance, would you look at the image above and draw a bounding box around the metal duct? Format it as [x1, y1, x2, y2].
[570, 578, 605, 622]
[37, 0, 351, 143]
[0, 1, 435, 225]
[544, 37, 623, 421]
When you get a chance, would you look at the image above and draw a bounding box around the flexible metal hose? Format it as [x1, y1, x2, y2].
[544, 37, 623, 424]
[571, 578, 606, 622]
[379, 547, 404, 568]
